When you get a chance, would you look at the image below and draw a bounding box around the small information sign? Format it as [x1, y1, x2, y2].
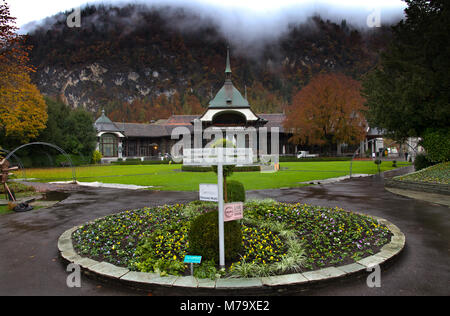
[184, 255, 202, 264]
[199, 183, 219, 202]
[184, 255, 202, 275]
[224, 202, 244, 222]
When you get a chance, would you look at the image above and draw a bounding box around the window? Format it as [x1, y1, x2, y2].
[100, 134, 118, 157]
[212, 111, 246, 126]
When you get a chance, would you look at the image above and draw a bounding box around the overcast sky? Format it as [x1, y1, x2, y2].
[11, 0, 407, 36]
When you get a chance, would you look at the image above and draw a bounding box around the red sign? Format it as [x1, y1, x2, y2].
[224, 202, 244, 222]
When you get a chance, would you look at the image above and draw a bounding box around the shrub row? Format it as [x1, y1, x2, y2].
[181, 165, 261, 172]
[111, 160, 181, 165]
[10, 153, 89, 168]
[279, 156, 352, 162]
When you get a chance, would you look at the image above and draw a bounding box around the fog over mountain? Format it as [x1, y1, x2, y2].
[22, 1, 405, 119]
[21, 0, 406, 46]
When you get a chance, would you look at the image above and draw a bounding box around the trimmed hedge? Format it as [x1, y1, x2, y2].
[279, 156, 352, 162]
[414, 153, 436, 171]
[111, 160, 180, 165]
[188, 210, 242, 263]
[18, 153, 89, 168]
[182, 165, 260, 172]
[226, 180, 245, 202]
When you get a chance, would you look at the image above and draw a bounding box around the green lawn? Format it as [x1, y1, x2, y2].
[0, 205, 12, 215]
[15, 160, 410, 191]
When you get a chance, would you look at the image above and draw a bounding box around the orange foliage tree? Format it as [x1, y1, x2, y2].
[0, 0, 47, 144]
[182, 93, 203, 115]
[284, 73, 367, 149]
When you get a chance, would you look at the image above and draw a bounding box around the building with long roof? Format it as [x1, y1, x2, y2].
[94, 48, 295, 163]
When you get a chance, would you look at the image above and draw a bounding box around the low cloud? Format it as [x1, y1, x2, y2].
[20, 0, 406, 56]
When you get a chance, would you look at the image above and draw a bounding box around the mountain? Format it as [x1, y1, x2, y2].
[26, 4, 393, 122]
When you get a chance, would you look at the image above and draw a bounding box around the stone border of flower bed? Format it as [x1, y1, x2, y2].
[385, 178, 450, 196]
[58, 214, 405, 290]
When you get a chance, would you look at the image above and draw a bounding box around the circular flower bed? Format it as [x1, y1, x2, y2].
[72, 200, 392, 279]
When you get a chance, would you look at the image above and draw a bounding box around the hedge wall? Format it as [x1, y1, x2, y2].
[181, 165, 261, 172]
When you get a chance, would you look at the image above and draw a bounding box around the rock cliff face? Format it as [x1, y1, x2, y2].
[35, 63, 180, 111]
[26, 4, 392, 119]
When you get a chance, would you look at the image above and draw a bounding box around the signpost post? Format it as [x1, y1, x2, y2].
[184, 255, 202, 276]
[217, 161, 225, 269]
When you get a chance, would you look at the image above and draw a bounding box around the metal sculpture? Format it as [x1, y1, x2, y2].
[1, 158, 18, 201]
[1, 158, 34, 212]
[4, 142, 77, 182]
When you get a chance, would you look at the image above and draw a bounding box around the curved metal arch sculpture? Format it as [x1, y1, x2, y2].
[4, 142, 76, 182]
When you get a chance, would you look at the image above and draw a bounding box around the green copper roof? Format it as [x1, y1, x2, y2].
[94, 110, 123, 132]
[95, 109, 113, 124]
[209, 80, 249, 108]
[208, 47, 249, 108]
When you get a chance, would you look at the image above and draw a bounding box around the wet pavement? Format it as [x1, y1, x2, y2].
[0, 166, 448, 296]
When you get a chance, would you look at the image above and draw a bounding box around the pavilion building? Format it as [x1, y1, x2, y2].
[94, 48, 295, 163]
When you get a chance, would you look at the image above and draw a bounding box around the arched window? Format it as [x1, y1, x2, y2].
[100, 134, 118, 157]
[212, 111, 246, 126]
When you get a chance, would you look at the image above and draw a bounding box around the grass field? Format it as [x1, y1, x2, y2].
[14, 160, 410, 191]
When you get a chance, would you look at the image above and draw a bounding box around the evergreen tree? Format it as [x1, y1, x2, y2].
[362, 0, 450, 140]
[39, 97, 96, 157]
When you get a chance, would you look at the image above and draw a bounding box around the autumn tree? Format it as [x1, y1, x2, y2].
[182, 93, 203, 115]
[247, 81, 284, 114]
[0, 0, 47, 146]
[284, 73, 367, 152]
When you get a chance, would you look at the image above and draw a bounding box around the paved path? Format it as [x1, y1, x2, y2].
[0, 167, 448, 296]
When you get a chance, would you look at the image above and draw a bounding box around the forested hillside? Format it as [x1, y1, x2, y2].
[26, 4, 393, 122]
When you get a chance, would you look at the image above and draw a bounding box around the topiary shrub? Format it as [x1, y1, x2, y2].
[92, 150, 102, 164]
[188, 210, 242, 263]
[414, 153, 435, 171]
[226, 180, 245, 202]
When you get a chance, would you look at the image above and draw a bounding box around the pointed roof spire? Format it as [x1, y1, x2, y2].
[225, 45, 232, 75]
[207, 45, 250, 108]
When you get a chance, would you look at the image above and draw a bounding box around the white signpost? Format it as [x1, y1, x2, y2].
[188, 147, 253, 268]
[173, 123, 280, 268]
